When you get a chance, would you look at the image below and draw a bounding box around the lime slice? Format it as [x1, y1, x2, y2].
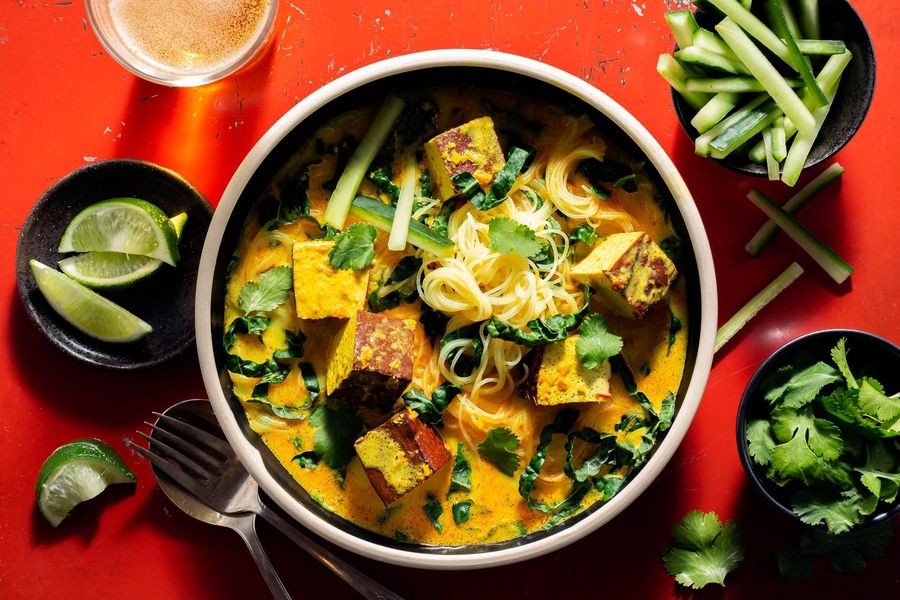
[57, 213, 188, 290]
[58, 198, 180, 266]
[35, 438, 135, 527]
[30, 260, 153, 342]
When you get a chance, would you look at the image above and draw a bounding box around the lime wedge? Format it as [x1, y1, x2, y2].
[30, 260, 153, 342]
[57, 213, 188, 290]
[58, 198, 180, 266]
[35, 438, 135, 527]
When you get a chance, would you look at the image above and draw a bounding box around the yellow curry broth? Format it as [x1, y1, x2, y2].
[224, 88, 689, 546]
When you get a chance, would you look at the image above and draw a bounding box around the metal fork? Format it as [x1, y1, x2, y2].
[127, 400, 403, 600]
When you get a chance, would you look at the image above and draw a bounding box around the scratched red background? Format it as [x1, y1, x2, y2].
[1, 1, 898, 598]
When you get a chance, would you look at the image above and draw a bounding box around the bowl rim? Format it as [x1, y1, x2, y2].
[736, 328, 900, 526]
[195, 49, 718, 569]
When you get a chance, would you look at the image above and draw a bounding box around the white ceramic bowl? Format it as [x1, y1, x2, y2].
[196, 49, 717, 569]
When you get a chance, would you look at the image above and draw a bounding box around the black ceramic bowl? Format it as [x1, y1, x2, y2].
[736, 329, 900, 528]
[672, 0, 876, 176]
[16, 159, 213, 370]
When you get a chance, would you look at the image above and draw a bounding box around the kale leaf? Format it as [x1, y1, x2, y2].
[310, 403, 362, 478]
[368, 256, 422, 312]
[402, 382, 461, 427]
[452, 500, 473, 525]
[452, 147, 531, 211]
[448, 443, 472, 497]
[423, 494, 443, 533]
[223, 315, 270, 351]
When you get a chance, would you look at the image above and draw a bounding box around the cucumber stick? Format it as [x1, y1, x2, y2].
[706, 0, 797, 69]
[771, 116, 787, 161]
[695, 93, 768, 156]
[665, 10, 699, 49]
[657, 54, 711, 110]
[746, 189, 853, 283]
[693, 28, 747, 68]
[799, 0, 821, 40]
[715, 262, 804, 353]
[748, 52, 853, 162]
[323, 96, 405, 229]
[716, 18, 815, 136]
[350, 195, 454, 257]
[767, 0, 827, 107]
[675, 46, 750, 76]
[796, 39, 845, 56]
[691, 92, 740, 133]
[745, 163, 844, 257]
[686, 77, 802, 93]
[763, 127, 779, 181]
[709, 100, 781, 159]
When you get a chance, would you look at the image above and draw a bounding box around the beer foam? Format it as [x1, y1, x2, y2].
[109, 0, 271, 76]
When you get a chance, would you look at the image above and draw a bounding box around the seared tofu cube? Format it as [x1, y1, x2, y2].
[424, 116, 506, 201]
[292, 241, 369, 320]
[570, 232, 677, 319]
[354, 409, 452, 505]
[326, 310, 415, 412]
[523, 336, 612, 406]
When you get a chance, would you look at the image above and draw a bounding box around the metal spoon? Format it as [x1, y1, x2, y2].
[147, 407, 291, 599]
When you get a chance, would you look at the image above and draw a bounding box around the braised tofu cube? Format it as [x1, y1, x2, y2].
[424, 116, 506, 201]
[570, 232, 677, 319]
[292, 241, 369, 320]
[523, 336, 612, 406]
[354, 409, 452, 505]
[326, 310, 415, 412]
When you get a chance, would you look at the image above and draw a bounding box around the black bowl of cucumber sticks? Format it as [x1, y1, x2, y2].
[736, 329, 900, 535]
[661, 0, 875, 182]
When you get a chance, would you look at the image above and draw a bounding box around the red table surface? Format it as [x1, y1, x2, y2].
[1, 1, 898, 598]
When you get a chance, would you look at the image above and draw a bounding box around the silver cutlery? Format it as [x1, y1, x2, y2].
[127, 399, 403, 600]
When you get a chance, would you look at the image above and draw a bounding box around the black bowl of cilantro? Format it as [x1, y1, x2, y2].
[737, 329, 900, 535]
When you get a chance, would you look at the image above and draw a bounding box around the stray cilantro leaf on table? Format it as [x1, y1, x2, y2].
[477, 427, 520, 476]
[488, 217, 543, 258]
[329, 222, 377, 270]
[238, 265, 293, 313]
[662, 510, 745, 590]
[576, 314, 623, 369]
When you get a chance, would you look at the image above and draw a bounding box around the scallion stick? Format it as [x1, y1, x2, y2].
[715, 262, 804, 353]
[388, 151, 417, 251]
[323, 96, 406, 229]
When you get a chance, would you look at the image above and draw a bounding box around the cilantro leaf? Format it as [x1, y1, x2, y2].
[576, 313, 623, 369]
[791, 489, 864, 534]
[858, 378, 900, 422]
[423, 494, 443, 533]
[488, 217, 543, 258]
[745, 419, 776, 466]
[854, 440, 900, 504]
[452, 500, 473, 525]
[764, 361, 841, 408]
[328, 223, 376, 270]
[662, 511, 745, 590]
[770, 405, 846, 485]
[776, 544, 813, 581]
[830, 337, 858, 389]
[310, 403, 362, 477]
[447, 443, 472, 497]
[478, 427, 521, 476]
[238, 265, 293, 313]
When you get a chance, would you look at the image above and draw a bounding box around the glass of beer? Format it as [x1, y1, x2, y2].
[85, 0, 278, 87]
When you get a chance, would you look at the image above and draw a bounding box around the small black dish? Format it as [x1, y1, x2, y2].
[672, 0, 876, 176]
[15, 159, 213, 370]
[736, 329, 900, 528]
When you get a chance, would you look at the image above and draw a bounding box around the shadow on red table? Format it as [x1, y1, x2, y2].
[9, 295, 206, 427]
[115, 40, 279, 204]
[31, 484, 135, 547]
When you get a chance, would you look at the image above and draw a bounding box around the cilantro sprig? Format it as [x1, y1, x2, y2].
[329, 223, 377, 270]
[477, 427, 520, 476]
[662, 511, 745, 590]
[238, 265, 293, 313]
[487, 217, 543, 258]
[746, 337, 900, 534]
[576, 313, 623, 370]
